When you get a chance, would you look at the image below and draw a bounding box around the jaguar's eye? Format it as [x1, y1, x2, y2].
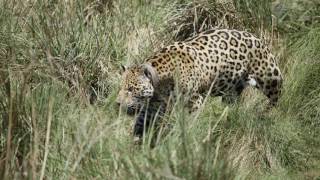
[128, 87, 134, 92]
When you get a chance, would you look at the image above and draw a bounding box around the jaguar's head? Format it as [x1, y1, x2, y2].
[116, 64, 159, 114]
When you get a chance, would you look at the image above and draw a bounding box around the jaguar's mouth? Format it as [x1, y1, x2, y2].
[116, 103, 141, 116]
[126, 106, 140, 115]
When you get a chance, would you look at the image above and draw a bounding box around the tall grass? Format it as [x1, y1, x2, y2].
[0, 0, 320, 179]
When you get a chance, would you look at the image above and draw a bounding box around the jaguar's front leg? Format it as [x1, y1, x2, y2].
[188, 93, 204, 113]
[133, 102, 166, 141]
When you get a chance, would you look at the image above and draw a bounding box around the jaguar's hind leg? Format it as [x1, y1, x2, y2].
[221, 75, 256, 104]
[252, 68, 283, 106]
[261, 77, 282, 106]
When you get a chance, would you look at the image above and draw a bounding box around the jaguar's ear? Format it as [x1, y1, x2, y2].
[142, 64, 159, 87]
[143, 67, 152, 80]
[119, 64, 126, 74]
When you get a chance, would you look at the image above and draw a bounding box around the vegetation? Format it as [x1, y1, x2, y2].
[0, 0, 319, 179]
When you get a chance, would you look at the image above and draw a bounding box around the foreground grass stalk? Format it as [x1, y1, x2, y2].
[3, 85, 13, 180]
[39, 97, 54, 180]
[203, 107, 229, 143]
[31, 93, 38, 180]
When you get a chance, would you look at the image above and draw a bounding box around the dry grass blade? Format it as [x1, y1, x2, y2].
[39, 96, 54, 180]
[202, 107, 228, 144]
[3, 80, 13, 180]
[31, 90, 38, 180]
